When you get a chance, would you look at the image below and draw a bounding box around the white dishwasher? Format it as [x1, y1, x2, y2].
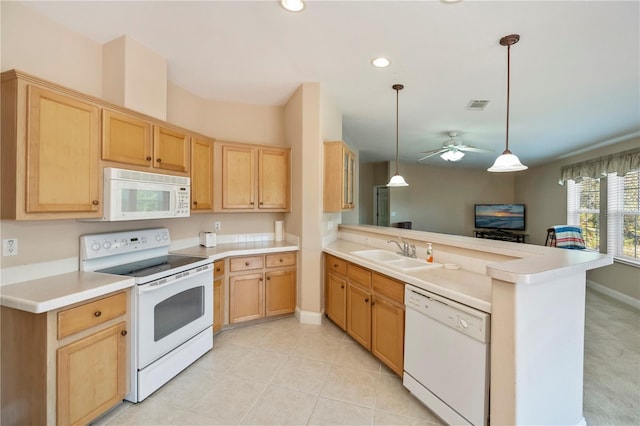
[403, 284, 490, 426]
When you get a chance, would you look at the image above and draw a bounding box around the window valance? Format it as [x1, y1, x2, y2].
[559, 147, 640, 184]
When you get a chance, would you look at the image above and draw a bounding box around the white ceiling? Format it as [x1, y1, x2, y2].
[21, 0, 640, 169]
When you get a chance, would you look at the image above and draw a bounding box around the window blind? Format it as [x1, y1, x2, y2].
[607, 170, 640, 264]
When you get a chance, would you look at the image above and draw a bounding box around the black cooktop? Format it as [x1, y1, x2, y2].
[96, 255, 207, 278]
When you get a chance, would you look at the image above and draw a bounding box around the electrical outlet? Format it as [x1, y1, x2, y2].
[3, 238, 18, 256]
[214, 222, 221, 232]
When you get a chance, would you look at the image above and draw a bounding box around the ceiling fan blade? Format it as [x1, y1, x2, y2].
[459, 146, 493, 153]
[417, 150, 445, 162]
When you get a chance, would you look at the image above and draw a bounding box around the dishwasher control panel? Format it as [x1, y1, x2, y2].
[405, 284, 490, 343]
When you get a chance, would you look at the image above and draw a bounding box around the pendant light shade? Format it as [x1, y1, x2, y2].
[488, 34, 528, 173]
[387, 84, 409, 187]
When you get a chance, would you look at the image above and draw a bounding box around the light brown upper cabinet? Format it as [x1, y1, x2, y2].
[324, 141, 355, 212]
[1, 71, 102, 220]
[213, 141, 290, 212]
[102, 109, 190, 175]
[102, 109, 152, 167]
[190, 137, 215, 212]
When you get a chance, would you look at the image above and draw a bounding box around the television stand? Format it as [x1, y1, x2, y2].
[474, 229, 527, 243]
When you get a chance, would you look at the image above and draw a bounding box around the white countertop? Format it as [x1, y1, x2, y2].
[171, 240, 300, 260]
[0, 240, 299, 314]
[0, 271, 135, 314]
[324, 240, 492, 313]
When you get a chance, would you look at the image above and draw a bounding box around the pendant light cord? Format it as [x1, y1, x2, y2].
[505, 42, 511, 154]
[395, 87, 400, 173]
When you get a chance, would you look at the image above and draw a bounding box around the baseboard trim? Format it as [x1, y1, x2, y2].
[295, 307, 324, 325]
[587, 280, 640, 310]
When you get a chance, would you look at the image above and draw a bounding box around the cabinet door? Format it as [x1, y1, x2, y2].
[153, 126, 189, 172]
[265, 269, 296, 316]
[191, 137, 214, 211]
[342, 149, 355, 209]
[213, 276, 224, 332]
[102, 109, 152, 166]
[57, 322, 127, 426]
[326, 272, 347, 330]
[26, 85, 101, 215]
[372, 296, 405, 376]
[221, 145, 255, 209]
[229, 273, 264, 323]
[347, 283, 372, 350]
[258, 148, 289, 210]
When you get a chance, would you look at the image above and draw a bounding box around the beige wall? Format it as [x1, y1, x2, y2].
[380, 161, 515, 236]
[0, 1, 103, 97]
[0, 3, 286, 271]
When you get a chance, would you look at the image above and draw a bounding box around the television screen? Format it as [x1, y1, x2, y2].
[474, 204, 526, 231]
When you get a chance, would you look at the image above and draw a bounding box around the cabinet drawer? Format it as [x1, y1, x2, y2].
[230, 256, 264, 272]
[347, 263, 372, 288]
[372, 273, 404, 304]
[266, 252, 296, 268]
[214, 260, 225, 277]
[326, 254, 347, 276]
[58, 292, 127, 339]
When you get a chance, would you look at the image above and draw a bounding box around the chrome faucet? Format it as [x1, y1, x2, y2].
[387, 237, 416, 258]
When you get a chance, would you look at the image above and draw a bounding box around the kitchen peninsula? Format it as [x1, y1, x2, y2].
[324, 224, 612, 426]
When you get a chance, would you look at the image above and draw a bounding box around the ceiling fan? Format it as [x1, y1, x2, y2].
[418, 132, 493, 163]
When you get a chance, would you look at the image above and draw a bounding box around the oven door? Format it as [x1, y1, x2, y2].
[137, 264, 213, 369]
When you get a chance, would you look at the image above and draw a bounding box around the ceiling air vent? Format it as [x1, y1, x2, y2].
[466, 100, 490, 111]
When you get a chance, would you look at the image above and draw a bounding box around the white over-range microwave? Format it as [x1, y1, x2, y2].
[97, 167, 190, 221]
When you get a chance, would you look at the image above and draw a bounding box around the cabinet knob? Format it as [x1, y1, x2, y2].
[193, 200, 198, 205]
[364, 298, 369, 303]
[260, 277, 263, 281]
[121, 330, 128, 336]
[371, 301, 376, 306]
[250, 202, 255, 206]
[267, 276, 271, 280]
[216, 267, 221, 272]
[146, 156, 152, 161]
[94, 311, 102, 317]
[92, 200, 99, 206]
[245, 261, 250, 266]
[260, 201, 263, 205]
[279, 258, 283, 263]
[156, 158, 162, 163]
[340, 285, 344, 289]
[333, 264, 338, 268]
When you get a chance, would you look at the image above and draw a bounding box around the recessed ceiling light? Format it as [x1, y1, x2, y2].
[371, 57, 391, 68]
[281, 0, 305, 12]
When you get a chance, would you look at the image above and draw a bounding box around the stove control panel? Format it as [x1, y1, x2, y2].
[80, 228, 171, 260]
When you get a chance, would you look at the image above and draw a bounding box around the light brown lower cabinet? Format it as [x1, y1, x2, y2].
[324, 253, 405, 376]
[229, 252, 297, 324]
[1, 290, 129, 426]
[213, 260, 225, 333]
[57, 322, 127, 426]
[347, 283, 372, 350]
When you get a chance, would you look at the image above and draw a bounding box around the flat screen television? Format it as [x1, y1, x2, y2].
[474, 203, 526, 231]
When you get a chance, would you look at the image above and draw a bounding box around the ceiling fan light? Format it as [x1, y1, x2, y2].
[487, 151, 528, 172]
[440, 150, 465, 162]
[387, 173, 409, 187]
[281, 0, 305, 12]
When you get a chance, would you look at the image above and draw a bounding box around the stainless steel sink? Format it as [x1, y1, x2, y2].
[350, 249, 442, 273]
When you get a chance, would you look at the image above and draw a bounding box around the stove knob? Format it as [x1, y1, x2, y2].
[163, 234, 168, 241]
[103, 241, 112, 249]
[156, 234, 162, 242]
[91, 241, 101, 251]
[459, 318, 468, 329]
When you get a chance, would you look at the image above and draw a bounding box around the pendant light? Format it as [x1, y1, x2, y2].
[387, 84, 409, 187]
[488, 34, 528, 172]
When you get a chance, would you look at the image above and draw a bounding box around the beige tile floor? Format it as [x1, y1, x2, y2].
[96, 288, 639, 425]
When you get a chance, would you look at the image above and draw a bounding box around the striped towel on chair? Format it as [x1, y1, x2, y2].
[552, 225, 586, 249]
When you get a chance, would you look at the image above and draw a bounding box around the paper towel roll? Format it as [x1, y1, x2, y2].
[275, 221, 284, 241]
